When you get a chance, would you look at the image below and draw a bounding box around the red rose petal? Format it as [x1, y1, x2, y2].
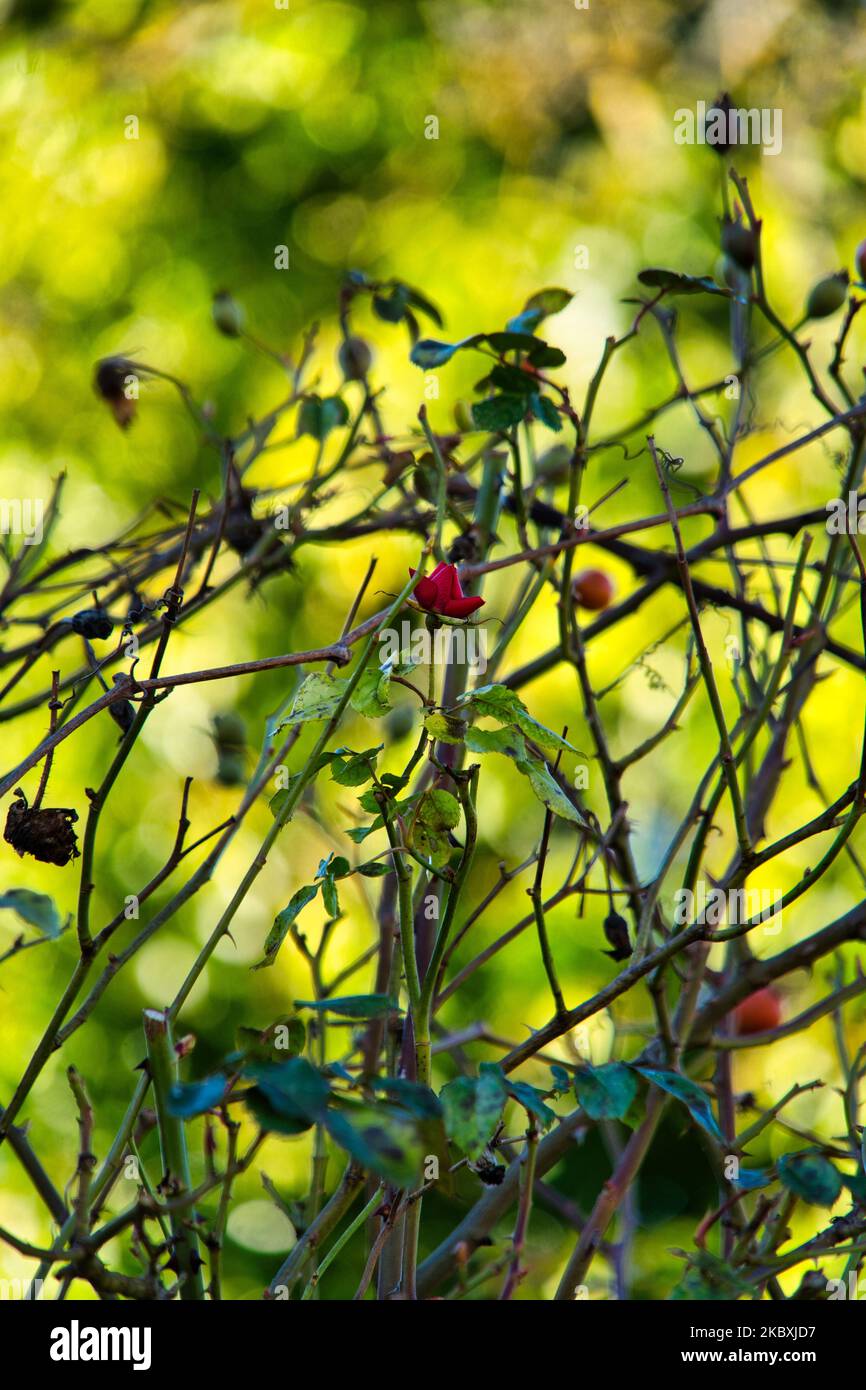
[444, 595, 485, 618]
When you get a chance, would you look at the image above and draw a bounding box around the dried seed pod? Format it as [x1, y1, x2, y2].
[704, 92, 735, 154]
[108, 676, 137, 737]
[535, 443, 572, 483]
[792, 1269, 831, 1301]
[412, 459, 437, 503]
[212, 712, 247, 787]
[224, 491, 266, 556]
[721, 218, 756, 271]
[71, 607, 113, 640]
[469, 1151, 506, 1186]
[337, 335, 373, 381]
[602, 910, 632, 962]
[212, 290, 244, 337]
[4, 790, 80, 866]
[93, 356, 140, 429]
[805, 271, 849, 320]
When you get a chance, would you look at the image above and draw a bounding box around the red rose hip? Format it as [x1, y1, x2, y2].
[572, 568, 615, 611]
[732, 987, 781, 1036]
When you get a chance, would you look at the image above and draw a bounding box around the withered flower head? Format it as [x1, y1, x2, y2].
[94, 355, 143, 430]
[212, 290, 245, 338]
[71, 607, 113, 640]
[602, 910, 632, 962]
[705, 92, 735, 154]
[4, 789, 80, 867]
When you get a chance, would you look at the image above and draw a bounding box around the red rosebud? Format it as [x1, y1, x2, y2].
[409, 562, 485, 619]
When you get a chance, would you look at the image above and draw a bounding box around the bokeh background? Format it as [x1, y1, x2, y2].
[2, 0, 866, 1298]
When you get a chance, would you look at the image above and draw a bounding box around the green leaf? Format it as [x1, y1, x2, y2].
[268, 786, 295, 820]
[457, 684, 577, 757]
[471, 394, 527, 431]
[0, 888, 63, 937]
[317, 854, 351, 880]
[488, 363, 539, 395]
[345, 823, 381, 844]
[484, 331, 547, 354]
[637, 1067, 725, 1143]
[296, 394, 349, 440]
[409, 787, 461, 868]
[423, 712, 466, 744]
[371, 1077, 443, 1119]
[464, 724, 527, 759]
[244, 1057, 330, 1136]
[409, 338, 466, 368]
[372, 285, 409, 323]
[516, 757, 584, 824]
[549, 1064, 572, 1097]
[382, 1091, 453, 1196]
[168, 1074, 228, 1118]
[529, 344, 566, 368]
[505, 308, 545, 335]
[574, 1063, 638, 1120]
[294, 993, 395, 1020]
[315, 853, 350, 918]
[329, 745, 383, 786]
[507, 289, 573, 333]
[733, 1167, 772, 1191]
[637, 268, 727, 297]
[350, 664, 393, 717]
[778, 1151, 842, 1207]
[531, 394, 562, 432]
[505, 1078, 556, 1129]
[280, 672, 346, 725]
[523, 287, 573, 318]
[236, 1017, 306, 1062]
[346, 791, 415, 846]
[440, 1068, 507, 1159]
[410, 329, 546, 371]
[253, 884, 319, 970]
[356, 859, 390, 877]
[321, 876, 339, 917]
[245, 1090, 313, 1136]
[403, 286, 443, 326]
[351, 655, 417, 718]
[417, 787, 460, 829]
[325, 1104, 422, 1186]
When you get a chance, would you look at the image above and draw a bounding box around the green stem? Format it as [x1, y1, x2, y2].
[143, 1009, 205, 1300]
[300, 1188, 383, 1300]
